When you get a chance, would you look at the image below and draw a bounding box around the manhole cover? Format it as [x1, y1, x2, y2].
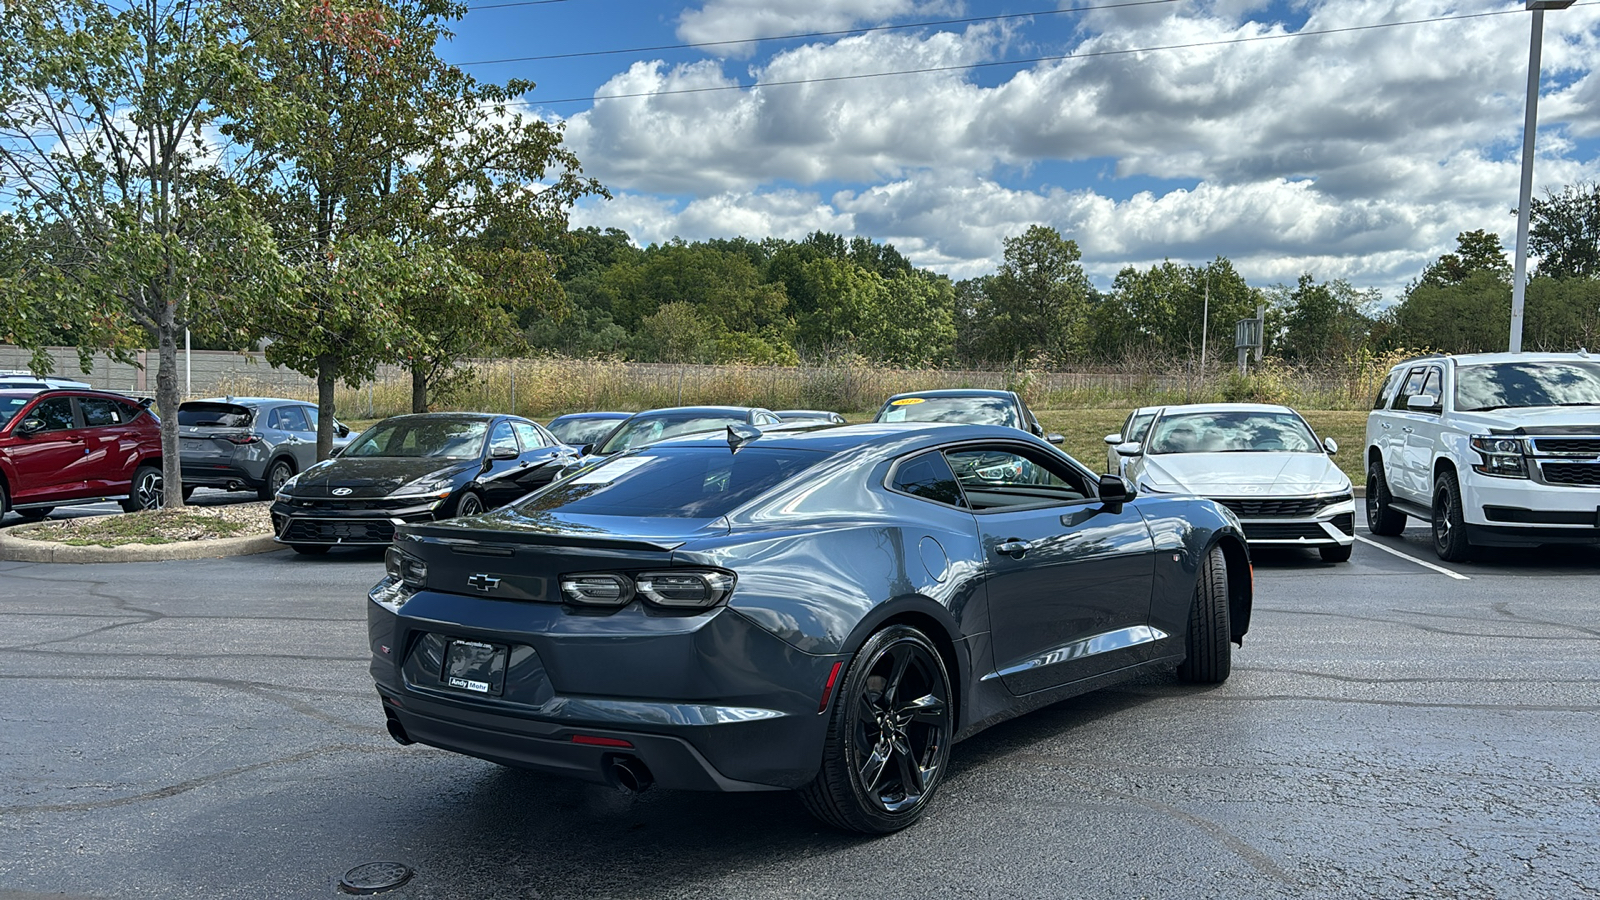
[339, 861, 414, 894]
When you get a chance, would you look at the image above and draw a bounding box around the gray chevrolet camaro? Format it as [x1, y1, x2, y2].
[369, 423, 1253, 833]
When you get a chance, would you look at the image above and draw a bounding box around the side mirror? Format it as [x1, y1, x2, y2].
[1097, 474, 1137, 513]
[336, 423, 350, 438]
[1045, 433, 1065, 445]
[1323, 436, 1339, 455]
[1406, 393, 1441, 412]
[1114, 441, 1143, 458]
[15, 418, 45, 437]
[490, 446, 519, 461]
[578, 443, 595, 457]
[1103, 433, 1124, 446]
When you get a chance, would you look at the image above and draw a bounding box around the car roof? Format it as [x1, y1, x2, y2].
[373, 412, 522, 424]
[183, 397, 310, 406]
[1394, 352, 1599, 369]
[646, 421, 1048, 455]
[550, 411, 631, 420]
[882, 389, 1015, 402]
[1154, 402, 1297, 416]
[624, 405, 765, 418]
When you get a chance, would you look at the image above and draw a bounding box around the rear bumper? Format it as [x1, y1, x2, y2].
[181, 464, 263, 490]
[367, 587, 841, 791]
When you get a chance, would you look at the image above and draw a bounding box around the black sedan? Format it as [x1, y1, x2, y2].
[369, 423, 1251, 833]
[272, 413, 576, 555]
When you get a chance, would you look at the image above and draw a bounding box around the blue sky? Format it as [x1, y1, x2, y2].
[438, 1, 1600, 302]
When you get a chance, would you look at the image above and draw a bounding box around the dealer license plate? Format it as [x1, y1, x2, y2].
[441, 640, 507, 695]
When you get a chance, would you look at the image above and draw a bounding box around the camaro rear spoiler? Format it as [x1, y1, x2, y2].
[399, 524, 687, 554]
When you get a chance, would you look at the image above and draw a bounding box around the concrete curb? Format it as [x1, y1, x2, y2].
[0, 524, 281, 563]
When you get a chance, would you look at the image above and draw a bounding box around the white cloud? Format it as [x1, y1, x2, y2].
[676, 0, 961, 55]
[553, 1, 1600, 302]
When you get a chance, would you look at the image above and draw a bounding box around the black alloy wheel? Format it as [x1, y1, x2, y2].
[1431, 471, 1472, 563]
[260, 458, 296, 501]
[801, 625, 953, 834]
[121, 465, 164, 512]
[1366, 459, 1406, 536]
[451, 490, 484, 519]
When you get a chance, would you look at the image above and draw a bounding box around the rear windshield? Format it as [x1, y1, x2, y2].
[178, 402, 253, 427]
[519, 447, 823, 519]
[548, 416, 624, 447]
[875, 396, 1019, 428]
[596, 412, 750, 455]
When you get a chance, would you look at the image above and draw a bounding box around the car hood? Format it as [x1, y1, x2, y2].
[1139, 453, 1350, 496]
[1451, 408, 1600, 434]
[289, 457, 474, 498]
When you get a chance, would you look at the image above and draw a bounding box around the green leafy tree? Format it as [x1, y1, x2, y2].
[860, 272, 956, 367]
[1093, 258, 1257, 363]
[630, 301, 715, 363]
[978, 225, 1095, 366]
[0, 0, 290, 506]
[1529, 183, 1600, 280]
[1418, 230, 1510, 288]
[1395, 271, 1511, 352]
[1271, 274, 1377, 363]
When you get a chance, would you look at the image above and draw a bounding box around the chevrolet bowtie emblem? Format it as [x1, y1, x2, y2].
[467, 574, 501, 593]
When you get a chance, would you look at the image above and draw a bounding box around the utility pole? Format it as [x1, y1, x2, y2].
[1510, 0, 1576, 353]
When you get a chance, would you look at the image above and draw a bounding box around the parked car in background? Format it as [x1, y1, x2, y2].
[270, 412, 576, 555]
[1103, 405, 1162, 474]
[370, 423, 1251, 834]
[1115, 403, 1354, 562]
[1365, 352, 1600, 562]
[871, 389, 1063, 445]
[545, 411, 631, 450]
[775, 409, 847, 425]
[562, 406, 785, 472]
[178, 397, 354, 501]
[0, 372, 93, 391]
[0, 387, 163, 519]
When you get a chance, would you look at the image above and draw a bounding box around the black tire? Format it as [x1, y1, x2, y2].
[1431, 470, 1472, 563]
[1176, 546, 1231, 684]
[450, 489, 485, 519]
[121, 465, 164, 512]
[1366, 458, 1406, 536]
[800, 624, 954, 834]
[181, 486, 196, 502]
[290, 543, 330, 556]
[258, 458, 296, 501]
[1319, 543, 1353, 563]
[16, 506, 54, 522]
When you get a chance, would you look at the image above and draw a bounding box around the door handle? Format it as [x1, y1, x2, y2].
[1381, 422, 1390, 429]
[1402, 427, 1414, 434]
[995, 540, 1028, 558]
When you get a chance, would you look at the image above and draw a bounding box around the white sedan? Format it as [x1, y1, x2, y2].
[1108, 403, 1356, 562]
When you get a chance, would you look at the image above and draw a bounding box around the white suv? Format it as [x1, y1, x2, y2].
[1365, 352, 1600, 561]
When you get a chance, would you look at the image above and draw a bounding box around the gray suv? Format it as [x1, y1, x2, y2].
[178, 397, 353, 500]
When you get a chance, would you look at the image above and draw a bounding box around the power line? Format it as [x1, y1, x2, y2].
[455, 0, 1182, 65]
[516, 8, 1528, 108]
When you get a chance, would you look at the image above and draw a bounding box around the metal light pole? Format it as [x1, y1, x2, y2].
[1510, 0, 1575, 353]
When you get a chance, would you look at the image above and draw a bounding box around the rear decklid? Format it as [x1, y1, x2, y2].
[177, 401, 256, 459]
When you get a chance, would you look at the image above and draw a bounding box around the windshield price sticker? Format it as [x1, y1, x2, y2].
[891, 398, 926, 406]
[571, 456, 657, 485]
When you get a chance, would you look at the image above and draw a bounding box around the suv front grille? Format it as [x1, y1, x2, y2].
[1532, 438, 1600, 455]
[1541, 463, 1600, 486]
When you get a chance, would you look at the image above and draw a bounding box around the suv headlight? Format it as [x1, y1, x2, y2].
[1470, 435, 1528, 479]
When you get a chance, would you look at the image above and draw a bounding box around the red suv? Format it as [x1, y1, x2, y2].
[0, 388, 165, 521]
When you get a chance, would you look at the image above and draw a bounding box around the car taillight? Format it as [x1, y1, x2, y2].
[224, 434, 262, 445]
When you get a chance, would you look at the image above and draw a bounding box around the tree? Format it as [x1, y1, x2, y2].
[1272, 274, 1377, 363]
[225, 0, 600, 451]
[1093, 258, 1257, 363]
[1394, 272, 1510, 353]
[0, 0, 289, 507]
[1529, 183, 1600, 280]
[1418, 230, 1510, 288]
[981, 225, 1095, 365]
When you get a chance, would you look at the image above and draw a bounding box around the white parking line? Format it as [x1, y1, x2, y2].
[1354, 535, 1470, 580]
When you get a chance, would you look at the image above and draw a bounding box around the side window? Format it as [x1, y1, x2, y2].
[512, 422, 545, 449]
[1391, 367, 1427, 410]
[1372, 370, 1400, 410]
[890, 452, 967, 508]
[79, 398, 125, 427]
[945, 445, 1093, 506]
[273, 407, 311, 432]
[1128, 412, 1156, 443]
[27, 397, 76, 432]
[489, 421, 519, 455]
[1419, 369, 1443, 409]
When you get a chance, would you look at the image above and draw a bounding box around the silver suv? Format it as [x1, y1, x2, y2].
[1365, 352, 1600, 561]
[178, 398, 353, 501]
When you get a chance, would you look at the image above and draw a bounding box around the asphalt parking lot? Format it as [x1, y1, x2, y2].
[1, 511, 1597, 900]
